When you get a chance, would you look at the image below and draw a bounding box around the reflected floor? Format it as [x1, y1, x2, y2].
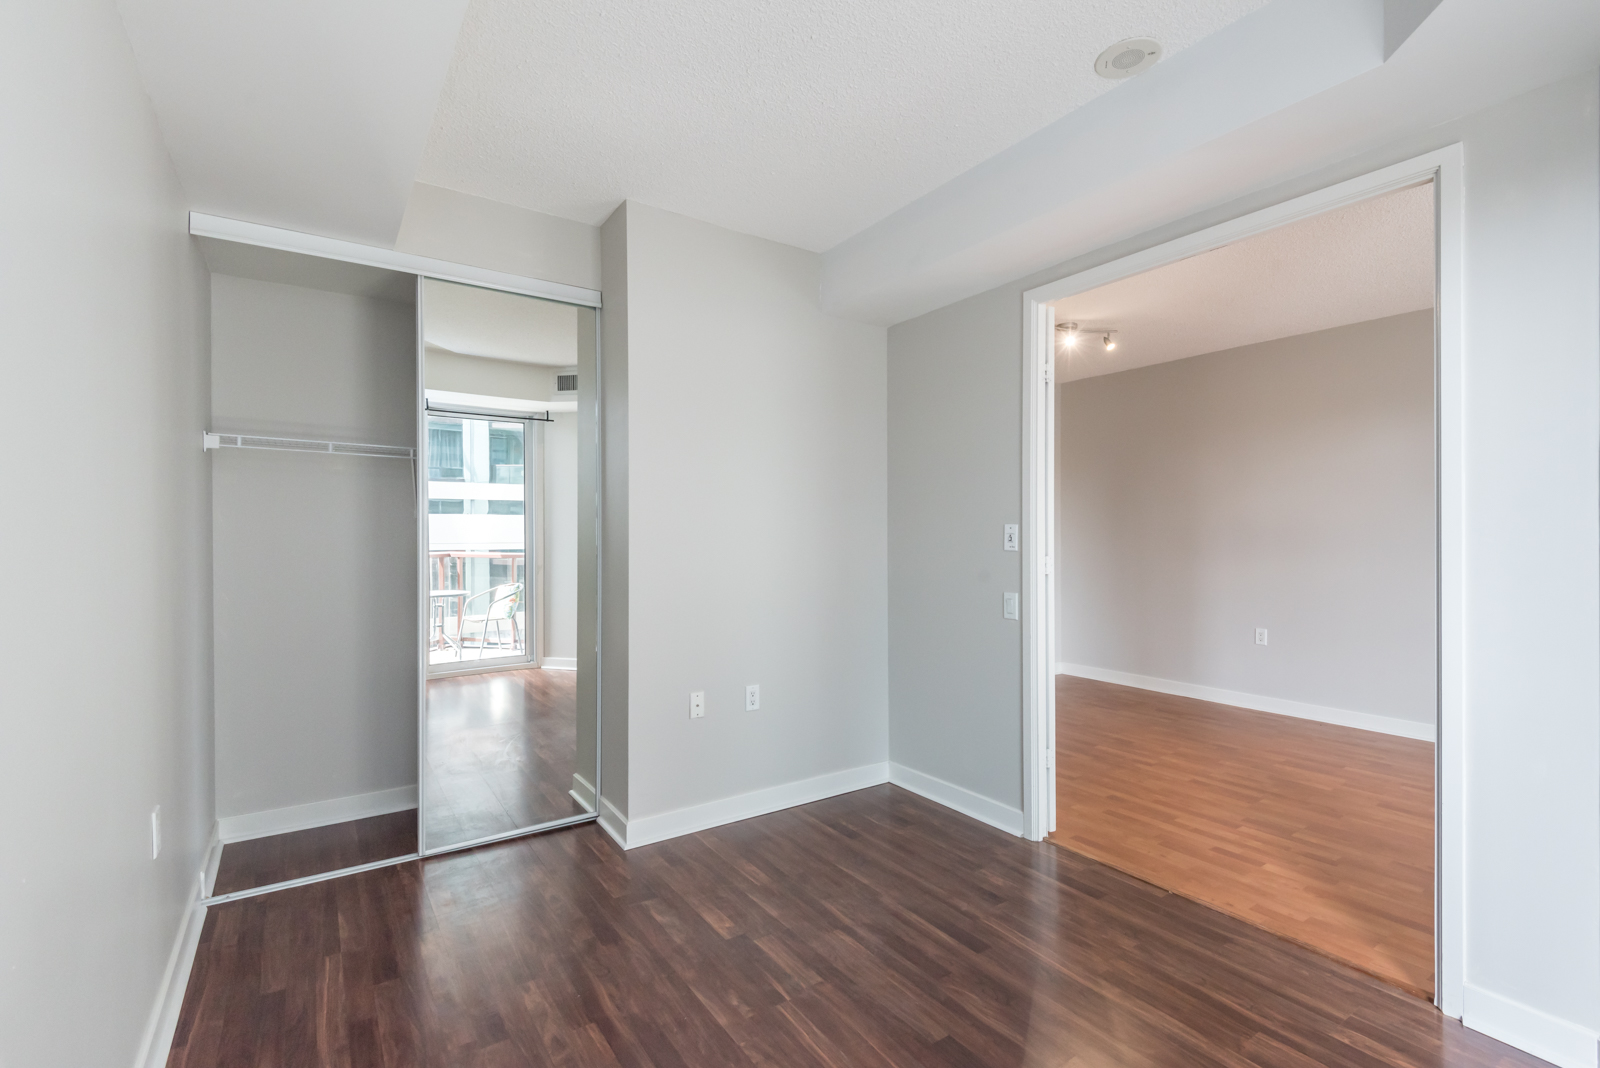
[424, 667, 588, 850]
[211, 810, 416, 896]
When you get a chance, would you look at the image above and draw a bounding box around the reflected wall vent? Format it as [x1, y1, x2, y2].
[556, 374, 578, 393]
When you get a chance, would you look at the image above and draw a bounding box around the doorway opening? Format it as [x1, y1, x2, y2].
[1022, 149, 1466, 1009]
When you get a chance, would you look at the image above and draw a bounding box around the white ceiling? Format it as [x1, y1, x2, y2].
[1051, 182, 1435, 382]
[416, 0, 1273, 252]
[423, 279, 580, 367]
[824, 0, 1600, 323]
[117, 0, 469, 245]
[114, 0, 1599, 321]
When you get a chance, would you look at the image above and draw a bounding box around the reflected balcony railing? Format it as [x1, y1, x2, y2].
[428, 551, 526, 666]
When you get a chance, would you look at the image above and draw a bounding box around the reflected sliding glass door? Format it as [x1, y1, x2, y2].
[417, 276, 599, 857]
[426, 414, 532, 671]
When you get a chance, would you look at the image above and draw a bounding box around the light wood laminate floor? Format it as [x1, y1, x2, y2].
[1050, 675, 1434, 997]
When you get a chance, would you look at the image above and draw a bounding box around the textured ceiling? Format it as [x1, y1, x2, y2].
[416, 0, 1272, 251]
[117, 0, 469, 246]
[1052, 182, 1435, 382]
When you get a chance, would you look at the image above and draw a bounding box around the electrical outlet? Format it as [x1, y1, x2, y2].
[1003, 524, 1019, 551]
[745, 684, 760, 711]
[1255, 628, 1269, 646]
[1004, 592, 1019, 620]
[151, 805, 162, 860]
[690, 690, 705, 718]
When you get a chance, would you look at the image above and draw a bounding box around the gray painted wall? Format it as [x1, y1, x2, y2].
[598, 204, 630, 813]
[0, 3, 214, 1065]
[888, 293, 1025, 810]
[604, 201, 889, 823]
[396, 182, 601, 291]
[211, 275, 418, 817]
[1056, 312, 1436, 725]
[888, 70, 1598, 1048]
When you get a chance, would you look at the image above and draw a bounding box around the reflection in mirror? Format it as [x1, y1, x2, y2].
[420, 279, 599, 853]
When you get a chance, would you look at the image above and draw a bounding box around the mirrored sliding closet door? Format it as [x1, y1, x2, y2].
[418, 278, 600, 854]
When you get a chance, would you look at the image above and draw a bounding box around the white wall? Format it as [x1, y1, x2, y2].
[601, 201, 889, 836]
[1057, 312, 1436, 730]
[396, 182, 601, 291]
[211, 275, 417, 818]
[0, 3, 213, 1066]
[425, 346, 558, 399]
[543, 413, 579, 662]
[887, 70, 1599, 1066]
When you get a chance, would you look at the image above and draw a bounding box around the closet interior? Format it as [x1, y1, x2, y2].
[195, 223, 601, 898]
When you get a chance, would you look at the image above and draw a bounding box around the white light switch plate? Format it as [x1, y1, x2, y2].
[1004, 592, 1019, 620]
[745, 684, 760, 711]
[690, 690, 705, 718]
[1255, 628, 1269, 646]
[1003, 524, 1019, 551]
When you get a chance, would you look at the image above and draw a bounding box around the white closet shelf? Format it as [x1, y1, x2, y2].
[203, 432, 414, 459]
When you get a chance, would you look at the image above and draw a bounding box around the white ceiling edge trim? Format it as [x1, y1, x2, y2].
[820, 0, 1388, 325]
[189, 212, 601, 308]
[1022, 151, 1443, 306]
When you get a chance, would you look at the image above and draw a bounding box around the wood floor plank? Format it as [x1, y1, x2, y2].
[1049, 675, 1434, 997]
[169, 785, 1543, 1068]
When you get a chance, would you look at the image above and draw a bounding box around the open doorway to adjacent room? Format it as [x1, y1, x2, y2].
[1044, 181, 1440, 998]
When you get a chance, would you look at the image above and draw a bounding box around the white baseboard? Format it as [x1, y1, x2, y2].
[606, 762, 891, 849]
[1057, 663, 1435, 742]
[888, 762, 1025, 836]
[133, 826, 219, 1068]
[218, 784, 418, 843]
[541, 657, 577, 671]
[597, 794, 628, 849]
[201, 824, 224, 898]
[570, 771, 597, 811]
[1463, 983, 1599, 1068]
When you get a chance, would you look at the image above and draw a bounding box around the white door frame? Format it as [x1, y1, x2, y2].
[1019, 145, 1465, 1016]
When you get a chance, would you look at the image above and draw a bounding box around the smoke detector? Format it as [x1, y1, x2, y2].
[1095, 38, 1161, 79]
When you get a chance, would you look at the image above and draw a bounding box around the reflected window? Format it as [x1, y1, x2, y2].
[428, 418, 464, 481]
[487, 500, 524, 515]
[428, 499, 465, 514]
[489, 422, 524, 484]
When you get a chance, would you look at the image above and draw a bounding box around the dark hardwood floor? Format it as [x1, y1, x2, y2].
[168, 784, 1543, 1068]
[1050, 675, 1435, 998]
[424, 667, 587, 850]
[212, 811, 417, 896]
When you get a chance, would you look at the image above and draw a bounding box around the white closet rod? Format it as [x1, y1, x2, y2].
[202, 432, 414, 460]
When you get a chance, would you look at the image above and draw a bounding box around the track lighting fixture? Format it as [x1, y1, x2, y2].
[1056, 321, 1080, 348]
[1103, 333, 1116, 351]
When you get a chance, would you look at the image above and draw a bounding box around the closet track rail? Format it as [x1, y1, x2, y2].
[203, 431, 415, 459]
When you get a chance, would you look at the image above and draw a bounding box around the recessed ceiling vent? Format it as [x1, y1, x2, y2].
[556, 373, 578, 393]
[1095, 38, 1161, 79]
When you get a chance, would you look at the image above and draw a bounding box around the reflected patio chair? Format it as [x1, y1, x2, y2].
[458, 583, 523, 658]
